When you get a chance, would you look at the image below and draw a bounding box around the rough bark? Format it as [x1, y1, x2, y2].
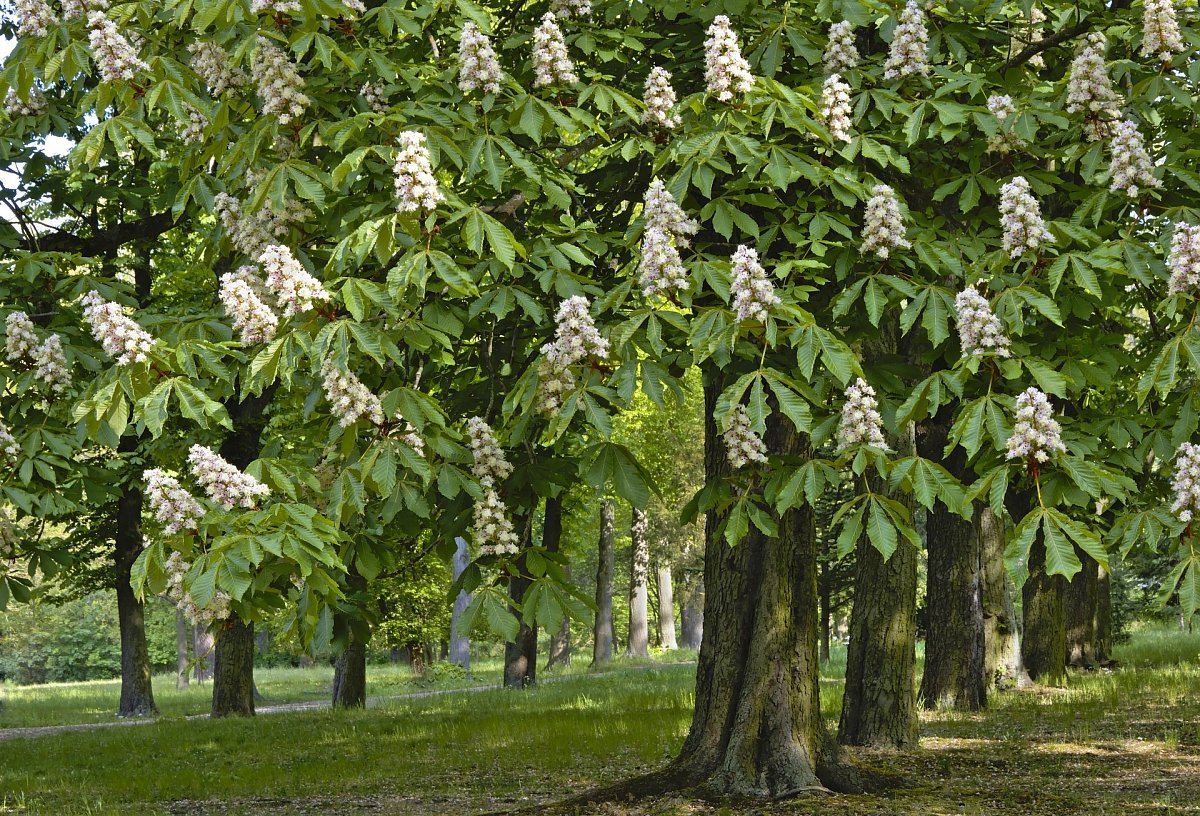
[193, 623, 215, 682]
[839, 422, 919, 748]
[627, 507, 651, 658]
[332, 638, 367, 708]
[917, 414, 986, 711]
[656, 563, 678, 650]
[449, 536, 472, 669]
[1065, 551, 1098, 668]
[504, 518, 537, 689]
[115, 479, 157, 717]
[591, 500, 615, 667]
[175, 608, 190, 690]
[211, 615, 256, 717]
[979, 508, 1028, 688]
[543, 497, 572, 671]
[819, 575, 831, 663]
[1095, 564, 1112, 662]
[548, 617, 572, 669]
[1022, 534, 1067, 686]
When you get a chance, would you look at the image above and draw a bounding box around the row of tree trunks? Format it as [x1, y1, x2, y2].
[679, 570, 703, 651]
[627, 508, 651, 658]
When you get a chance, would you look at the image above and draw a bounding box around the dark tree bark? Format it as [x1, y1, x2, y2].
[979, 508, 1028, 688]
[627, 507, 651, 658]
[656, 562, 678, 650]
[580, 378, 857, 801]
[332, 639, 367, 708]
[917, 414, 986, 711]
[175, 608, 190, 690]
[211, 616, 256, 717]
[504, 518, 537, 688]
[1022, 535, 1067, 686]
[591, 500, 615, 667]
[209, 388, 273, 716]
[1065, 551, 1098, 668]
[543, 497, 572, 671]
[449, 536, 471, 669]
[1095, 564, 1112, 662]
[839, 422, 919, 748]
[193, 623, 215, 682]
[679, 570, 704, 651]
[115, 477, 157, 717]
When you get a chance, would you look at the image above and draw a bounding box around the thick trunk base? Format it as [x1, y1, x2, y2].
[116, 483, 157, 718]
[979, 509, 1030, 689]
[1022, 536, 1066, 686]
[212, 615, 256, 717]
[332, 639, 367, 708]
[1065, 552, 1098, 668]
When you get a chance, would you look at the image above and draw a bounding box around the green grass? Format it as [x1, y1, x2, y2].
[0, 631, 1198, 815]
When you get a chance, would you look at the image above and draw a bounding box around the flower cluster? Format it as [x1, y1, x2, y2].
[396, 419, 425, 455]
[466, 417, 518, 556]
[321, 357, 384, 427]
[729, 245, 779, 323]
[824, 21, 859, 74]
[837, 378, 889, 451]
[644, 179, 699, 244]
[985, 94, 1026, 154]
[87, 11, 148, 83]
[722, 405, 768, 469]
[361, 81, 388, 113]
[999, 176, 1052, 258]
[32, 335, 71, 394]
[0, 420, 18, 462]
[1004, 387, 1066, 463]
[1011, 6, 1047, 70]
[954, 286, 1011, 358]
[144, 469, 205, 534]
[15, 0, 56, 37]
[250, 0, 300, 13]
[4, 87, 47, 118]
[341, 0, 365, 12]
[188, 445, 269, 510]
[1108, 119, 1160, 198]
[1168, 223, 1200, 296]
[215, 193, 275, 259]
[704, 16, 753, 102]
[62, 0, 106, 18]
[393, 131, 443, 213]
[458, 22, 504, 94]
[181, 103, 207, 145]
[188, 41, 246, 96]
[642, 67, 680, 130]
[260, 244, 330, 318]
[1170, 442, 1200, 523]
[819, 74, 853, 143]
[81, 291, 155, 365]
[5, 312, 37, 362]
[883, 1, 930, 80]
[252, 37, 309, 125]
[219, 272, 278, 345]
[1141, 0, 1183, 62]
[164, 550, 231, 626]
[861, 184, 911, 258]
[537, 297, 609, 412]
[533, 13, 577, 87]
[551, 0, 591, 18]
[1066, 33, 1120, 140]
[638, 227, 689, 297]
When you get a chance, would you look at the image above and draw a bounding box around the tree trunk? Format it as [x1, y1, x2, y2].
[1095, 564, 1112, 662]
[332, 638, 367, 708]
[449, 536, 471, 669]
[1065, 551, 1098, 668]
[1021, 534, 1067, 686]
[193, 623, 215, 682]
[548, 616, 572, 669]
[543, 497, 572, 671]
[210, 389, 272, 714]
[591, 500, 615, 667]
[679, 571, 704, 651]
[979, 508, 1028, 688]
[211, 615, 256, 717]
[627, 507, 651, 658]
[115, 478, 157, 717]
[917, 414, 986, 711]
[175, 608, 190, 690]
[504, 517, 537, 689]
[656, 563, 678, 650]
[819, 573, 831, 663]
[839, 422, 919, 748]
[918, 502, 986, 711]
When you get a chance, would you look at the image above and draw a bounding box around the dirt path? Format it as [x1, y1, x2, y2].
[0, 663, 693, 742]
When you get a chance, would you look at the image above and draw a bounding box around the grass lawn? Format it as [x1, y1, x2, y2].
[0, 628, 1198, 815]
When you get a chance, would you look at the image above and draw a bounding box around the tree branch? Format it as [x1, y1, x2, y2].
[1000, 0, 1132, 73]
[17, 210, 178, 255]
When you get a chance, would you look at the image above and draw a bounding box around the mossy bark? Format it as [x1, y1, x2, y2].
[211, 615, 256, 717]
